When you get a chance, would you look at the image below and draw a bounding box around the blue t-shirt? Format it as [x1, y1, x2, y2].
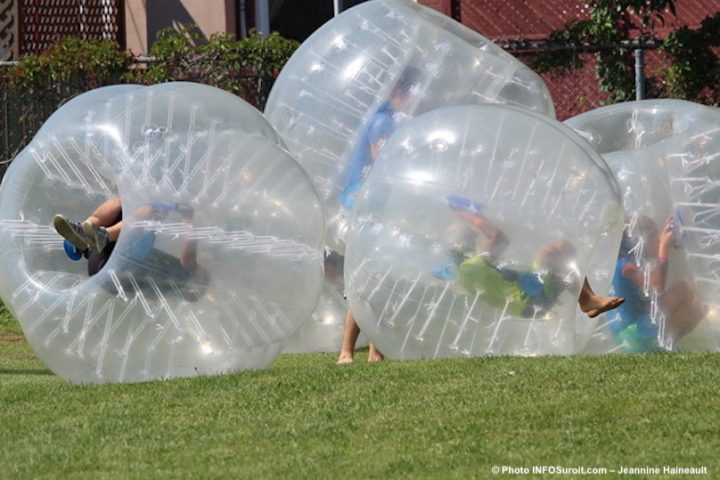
[607, 257, 659, 351]
[340, 102, 396, 209]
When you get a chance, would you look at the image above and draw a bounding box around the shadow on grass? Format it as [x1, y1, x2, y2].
[0, 368, 53, 376]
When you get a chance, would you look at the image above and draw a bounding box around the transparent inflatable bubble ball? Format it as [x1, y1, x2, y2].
[567, 99, 720, 353]
[344, 104, 624, 359]
[0, 82, 325, 383]
[265, 0, 554, 254]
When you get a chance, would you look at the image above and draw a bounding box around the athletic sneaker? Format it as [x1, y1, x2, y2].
[82, 220, 110, 253]
[63, 239, 87, 261]
[53, 214, 89, 252]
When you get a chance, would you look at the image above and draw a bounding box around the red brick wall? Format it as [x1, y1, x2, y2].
[416, 0, 601, 118]
[417, 0, 452, 17]
[416, 0, 720, 119]
[532, 54, 610, 120]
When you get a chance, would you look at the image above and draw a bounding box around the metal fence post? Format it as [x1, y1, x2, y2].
[634, 48, 645, 101]
[254, 0, 270, 38]
[333, 0, 343, 16]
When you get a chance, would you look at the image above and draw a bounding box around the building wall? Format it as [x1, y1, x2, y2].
[418, 0, 451, 16]
[125, 0, 236, 55]
[0, 0, 18, 60]
[415, 0, 720, 119]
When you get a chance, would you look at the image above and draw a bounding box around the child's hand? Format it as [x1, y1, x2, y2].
[454, 209, 485, 228]
[658, 217, 675, 258]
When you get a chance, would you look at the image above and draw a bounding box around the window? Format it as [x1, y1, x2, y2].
[268, 0, 372, 41]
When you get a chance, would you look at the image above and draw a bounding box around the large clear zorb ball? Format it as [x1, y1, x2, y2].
[264, 0, 554, 253]
[567, 99, 720, 353]
[0, 82, 325, 383]
[283, 248, 369, 353]
[345, 105, 623, 359]
[284, 249, 350, 353]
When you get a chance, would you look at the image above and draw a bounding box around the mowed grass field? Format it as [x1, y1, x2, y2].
[2, 307, 719, 479]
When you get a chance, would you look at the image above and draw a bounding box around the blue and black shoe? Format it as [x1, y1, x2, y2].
[82, 220, 110, 253]
[53, 214, 89, 252]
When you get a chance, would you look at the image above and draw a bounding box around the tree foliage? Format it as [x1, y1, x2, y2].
[3, 26, 299, 109]
[142, 26, 299, 107]
[0, 28, 299, 164]
[4, 37, 132, 92]
[525, 0, 720, 105]
[662, 13, 720, 103]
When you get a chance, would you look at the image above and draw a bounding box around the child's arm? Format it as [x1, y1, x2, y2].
[650, 218, 674, 291]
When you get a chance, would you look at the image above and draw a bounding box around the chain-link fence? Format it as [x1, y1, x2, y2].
[0, 0, 127, 172]
[510, 48, 672, 120]
[0, 42, 703, 169]
[0, 63, 94, 174]
[0, 61, 282, 170]
[521, 52, 611, 121]
[509, 45, 688, 121]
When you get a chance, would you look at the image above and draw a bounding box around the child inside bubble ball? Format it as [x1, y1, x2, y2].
[441, 195, 624, 319]
[605, 215, 705, 352]
[338, 66, 422, 209]
[53, 196, 199, 278]
[337, 66, 422, 365]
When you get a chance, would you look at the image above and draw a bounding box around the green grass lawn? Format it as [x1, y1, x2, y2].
[2, 311, 719, 479]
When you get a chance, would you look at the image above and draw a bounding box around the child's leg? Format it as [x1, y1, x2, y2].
[86, 196, 121, 226]
[368, 343, 384, 362]
[180, 240, 198, 269]
[55, 197, 123, 255]
[337, 310, 361, 364]
[85, 196, 122, 242]
[80, 197, 122, 253]
[660, 281, 705, 340]
[86, 221, 121, 243]
[454, 210, 509, 258]
[578, 278, 624, 318]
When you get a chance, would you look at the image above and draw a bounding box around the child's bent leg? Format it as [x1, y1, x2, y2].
[86, 196, 122, 228]
[660, 282, 705, 340]
[455, 210, 509, 258]
[83, 197, 122, 250]
[55, 197, 122, 255]
[578, 278, 624, 318]
[103, 222, 122, 243]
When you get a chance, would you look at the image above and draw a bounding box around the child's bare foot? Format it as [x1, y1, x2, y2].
[368, 343, 384, 362]
[336, 351, 354, 364]
[581, 295, 624, 318]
